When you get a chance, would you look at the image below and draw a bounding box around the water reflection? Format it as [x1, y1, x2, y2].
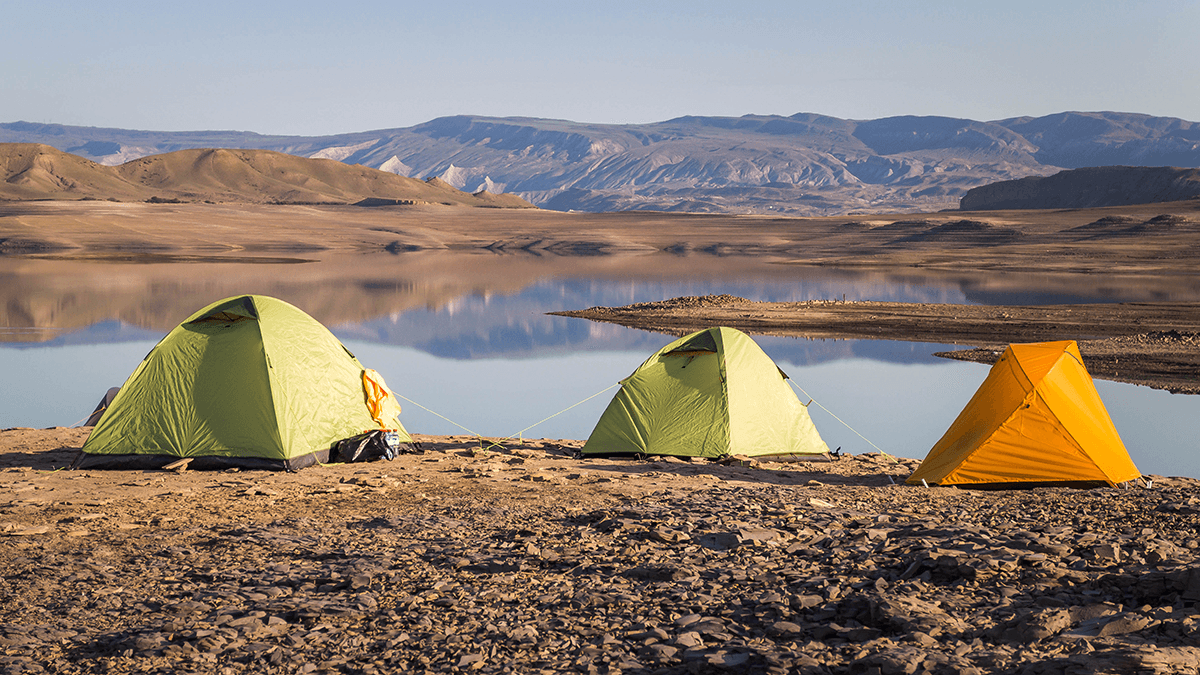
[331, 277, 966, 361]
[2, 253, 971, 343]
[6, 249, 1200, 346]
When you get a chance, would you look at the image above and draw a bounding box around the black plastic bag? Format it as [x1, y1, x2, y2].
[333, 430, 411, 463]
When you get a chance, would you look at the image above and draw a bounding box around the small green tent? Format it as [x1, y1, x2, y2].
[77, 295, 413, 470]
[582, 327, 830, 458]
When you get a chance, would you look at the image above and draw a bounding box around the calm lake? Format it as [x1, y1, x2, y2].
[2, 253, 1197, 478]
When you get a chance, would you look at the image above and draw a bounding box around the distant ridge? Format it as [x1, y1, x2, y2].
[0, 143, 150, 201]
[0, 144, 536, 207]
[2, 111, 1199, 214]
[960, 166, 1200, 210]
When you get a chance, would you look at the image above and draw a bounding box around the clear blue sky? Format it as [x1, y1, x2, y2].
[4, 0, 1197, 136]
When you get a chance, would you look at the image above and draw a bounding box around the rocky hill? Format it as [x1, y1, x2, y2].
[960, 167, 1200, 210]
[0, 144, 535, 207]
[2, 111, 1198, 214]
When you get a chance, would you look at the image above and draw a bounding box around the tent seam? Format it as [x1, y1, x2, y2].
[936, 352, 1037, 483]
[717, 328, 732, 457]
[251, 298, 287, 459]
[942, 385, 1040, 484]
[1027, 352, 1124, 485]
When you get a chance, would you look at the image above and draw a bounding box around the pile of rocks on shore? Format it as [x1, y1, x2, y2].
[1, 440, 1198, 675]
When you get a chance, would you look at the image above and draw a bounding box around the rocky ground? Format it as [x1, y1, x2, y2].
[553, 296, 1200, 395]
[2, 428, 1199, 674]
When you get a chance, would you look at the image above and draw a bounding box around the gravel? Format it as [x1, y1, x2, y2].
[2, 432, 1199, 674]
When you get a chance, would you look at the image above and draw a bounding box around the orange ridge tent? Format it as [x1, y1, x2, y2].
[908, 340, 1141, 488]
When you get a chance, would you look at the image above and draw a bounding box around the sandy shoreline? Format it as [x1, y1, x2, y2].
[2, 428, 1199, 674]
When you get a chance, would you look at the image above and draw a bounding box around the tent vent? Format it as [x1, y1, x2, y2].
[185, 296, 259, 326]
[665, 330, 718, 355]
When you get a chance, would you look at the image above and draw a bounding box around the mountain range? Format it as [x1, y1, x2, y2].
[3, 111, 1199, 215]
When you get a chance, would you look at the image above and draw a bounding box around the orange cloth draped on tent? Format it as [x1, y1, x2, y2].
[362, 369, 403, 430]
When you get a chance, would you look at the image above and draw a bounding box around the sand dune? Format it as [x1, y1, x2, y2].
[0, 144, 536, 208]
[0, 144, 148, 201]
[892, 219, 1021, 245]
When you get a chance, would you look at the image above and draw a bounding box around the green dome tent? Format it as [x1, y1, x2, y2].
[582, 327, 830, 458]
[77, 295, 414, 470]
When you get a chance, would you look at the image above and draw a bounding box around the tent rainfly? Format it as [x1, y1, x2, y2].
[908, 340, 1140, 488]
[77, 295, 414, 470]
[582, 327, 830, 458]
